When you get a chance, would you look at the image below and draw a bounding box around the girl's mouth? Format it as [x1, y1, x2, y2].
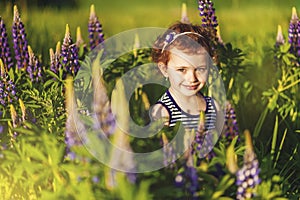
[184, 84, 200, 90]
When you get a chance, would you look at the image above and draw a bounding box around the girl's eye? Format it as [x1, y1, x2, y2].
[177, 68, 186, 72]
[196, 68, 207, 73]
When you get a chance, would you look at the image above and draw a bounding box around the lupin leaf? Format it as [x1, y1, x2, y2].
[226, 136, 239, 174]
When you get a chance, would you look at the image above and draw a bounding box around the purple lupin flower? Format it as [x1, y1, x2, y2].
[88, 4, 105, 50]
[92, 59, 116, 136]
[288, 7, 300, 65]
[198, 0, 218, 29]
[64, 76, 87, 160]
[162, 132, 176, 167]
[175, 163, 199, 198]
[236, 130, 261, 200]
[288, 7, 299, 56]
[0, 60, 18, 106]
[0, 17, 14, 70]
[27, 46, 42, 82]
[92, 176, 99, 184]
[222, 101, 239, 144]
[61, 25, 80, 76]
[191, 111, 215, 160]
[12, 5, 29, 70]
[198, 0, 220, 56]
[49, 42, 62, 74]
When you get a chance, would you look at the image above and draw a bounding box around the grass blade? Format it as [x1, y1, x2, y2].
[271, 115, 279, 162]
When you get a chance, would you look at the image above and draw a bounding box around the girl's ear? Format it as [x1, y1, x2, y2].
[158, 62, 168, 78]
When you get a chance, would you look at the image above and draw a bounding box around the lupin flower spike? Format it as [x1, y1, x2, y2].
[76, 26, 85, 47]
[236, 130, 261, 200]
[27, 45, 42, 82]
[19, 98, 26, 122]
[49, 48, 57, 74]
[0, 17, 14, 70]
[288, 7, 300, 58]
[216, 25, 224, 44]
[61, 24, 80, 76]
[174, 163, 199, 197]
[10, 104, 18, 128]
[226, 136, 239, 174]
[92, 51, 116, 136]
[162, 132, 176, 167]
[50, 41, 62, 74]
[180, 3, 190, 24]
[89, 4, 105, 50]
[198, 0, 219, 28]
[49, 48, 55, 69]
[276, 25, 285, 46]
[0, 58, 5, 77]
[61, 24, 72, 65]
[64, 75, 87, 160]
[223, 101, 239, 143]
[291, 7, 298, 23]
[12, 5, 29, 69]
[56, 41, 61, 55]
[191, 111, 216, 160]
[161, 31, 204, 53]
[0, 59, 18, 106]
[141, 91, 150, 110]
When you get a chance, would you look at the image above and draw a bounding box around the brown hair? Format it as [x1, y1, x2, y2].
[151, 21, 213, 65]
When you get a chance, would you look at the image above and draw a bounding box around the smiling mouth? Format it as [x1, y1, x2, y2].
[184, 84, 200, 90]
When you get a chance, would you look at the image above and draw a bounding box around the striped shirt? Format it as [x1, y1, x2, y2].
[156, 90, 217, 130]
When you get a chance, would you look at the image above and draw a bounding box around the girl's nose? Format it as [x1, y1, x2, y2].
[186, 70, 197, 83]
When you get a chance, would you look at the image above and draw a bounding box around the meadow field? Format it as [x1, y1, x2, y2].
[0, 0, 299, 199]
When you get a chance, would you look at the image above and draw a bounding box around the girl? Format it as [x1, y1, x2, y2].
[151, 22, 223, 133]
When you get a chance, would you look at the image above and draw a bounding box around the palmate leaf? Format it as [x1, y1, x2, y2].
[74, 55, 93, 92]
[211, 174, 235, 199]
[2, 123, 67, 185]
[111, 172, 152, 200]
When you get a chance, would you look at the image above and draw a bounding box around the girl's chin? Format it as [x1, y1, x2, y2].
[181, 88, 200, 96]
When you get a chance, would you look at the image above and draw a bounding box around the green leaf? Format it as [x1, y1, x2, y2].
[45, 69, 61, 81]
[267, 93, 278, 111]
[253, 107, 269, 137]
[271, 115, 279, 161]
[212, 175, 235, 199]
[12, 127, 36, 135]
[279, 43, 291, 53]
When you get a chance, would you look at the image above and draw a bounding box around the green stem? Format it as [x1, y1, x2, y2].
[271, 115, 278, 162]
[273, 128, 287, 169]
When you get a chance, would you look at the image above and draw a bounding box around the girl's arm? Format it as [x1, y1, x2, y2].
[150, 103, 170, 126]
[212, 99, 225, 135]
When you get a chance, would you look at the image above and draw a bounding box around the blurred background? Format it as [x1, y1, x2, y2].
[1, 0, 299, 51]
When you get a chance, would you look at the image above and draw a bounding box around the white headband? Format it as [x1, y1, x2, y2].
[161, 31, 204, 53]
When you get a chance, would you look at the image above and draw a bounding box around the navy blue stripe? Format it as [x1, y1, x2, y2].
[157, 90, 216, 130]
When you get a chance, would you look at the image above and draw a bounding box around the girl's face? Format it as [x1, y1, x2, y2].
[160, 47, 208, 97]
